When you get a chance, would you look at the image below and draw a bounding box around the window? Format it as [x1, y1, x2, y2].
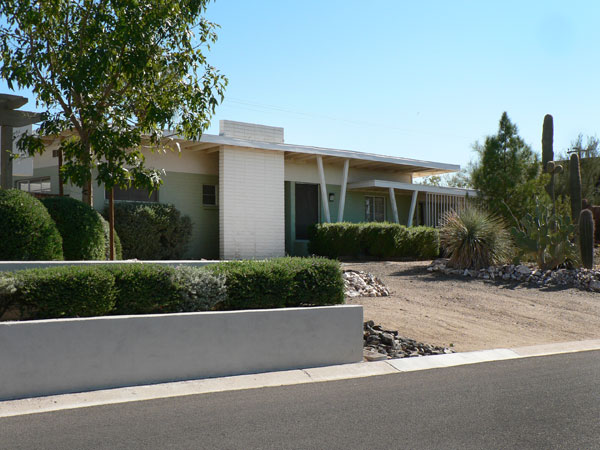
[365, 196, 385, 222]
[107, 186, 158, 202]
[203, 184, 217, 206]
[17, 177, 51, 194]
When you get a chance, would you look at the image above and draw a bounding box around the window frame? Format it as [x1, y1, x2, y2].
[364, 195, 386, 222]
[106, 186, 159, 203]
[16, 177, 52, 194]
[202, 184, 218, 207]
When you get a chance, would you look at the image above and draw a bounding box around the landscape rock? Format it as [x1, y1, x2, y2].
[428, 258, 600, 293]
[343, 270, 390, 297]
[363, 321, 453, 360]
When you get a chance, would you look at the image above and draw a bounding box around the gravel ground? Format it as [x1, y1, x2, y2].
[343, 260, 600, 352]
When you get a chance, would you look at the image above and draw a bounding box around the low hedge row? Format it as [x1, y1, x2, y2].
[308, 222, 439, 259]
[0, 258, 344, 320]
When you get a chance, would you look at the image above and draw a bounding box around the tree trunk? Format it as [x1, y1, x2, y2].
[58, 150, 64, 196]
[81, 178, 93, 206]
[109, 187, 115, 260]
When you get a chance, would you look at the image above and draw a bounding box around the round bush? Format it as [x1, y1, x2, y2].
[0, 189, 63, 260]
[41, 196, 106, 260]
[99, 215, 123, 260]
[111, 202, 192, 260]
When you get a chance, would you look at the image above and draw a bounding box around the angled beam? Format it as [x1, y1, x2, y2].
[316, 155, 331, 223]
[389, 187, 399, 223]
[0, 109, 42, 127]
[337, 159, 349, 222]
[407, 190, 419, 227]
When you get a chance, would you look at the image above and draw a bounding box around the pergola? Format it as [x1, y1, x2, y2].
[0, 94, 43, 189]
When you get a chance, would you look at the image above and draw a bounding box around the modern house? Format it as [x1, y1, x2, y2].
[9, 120, 475, 260]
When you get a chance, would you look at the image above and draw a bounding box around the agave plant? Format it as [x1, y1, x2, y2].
[440, 208, 513, 269]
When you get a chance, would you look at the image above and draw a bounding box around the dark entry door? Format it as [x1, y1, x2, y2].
[295, 183, 319, 240]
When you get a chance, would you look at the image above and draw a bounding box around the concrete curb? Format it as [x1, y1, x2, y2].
[2, 339, 599, 418]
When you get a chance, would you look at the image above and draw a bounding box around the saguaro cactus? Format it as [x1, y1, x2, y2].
[569, 153, 582, 223]
[579, 209, 594, 269]
[542, 114, 554, 173]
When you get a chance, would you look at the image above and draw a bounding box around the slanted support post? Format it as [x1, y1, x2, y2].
[408, 190, 418, 227]
[1, 125, 13, 189]
[337, 159, 349, 222]
[316, 156, 331, 223]
[389, 187, 399, 223]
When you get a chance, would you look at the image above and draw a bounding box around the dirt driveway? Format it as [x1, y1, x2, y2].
[343, 261, 600, 352]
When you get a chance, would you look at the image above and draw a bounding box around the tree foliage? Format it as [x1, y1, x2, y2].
[470, 112, 544, 227]
[0, 0, 227, 204]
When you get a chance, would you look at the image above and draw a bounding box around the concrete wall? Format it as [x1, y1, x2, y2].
[219, 146, 285, 259]
[0, 305, 363, 400]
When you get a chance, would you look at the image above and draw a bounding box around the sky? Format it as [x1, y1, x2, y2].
[2, 0, 600, 173]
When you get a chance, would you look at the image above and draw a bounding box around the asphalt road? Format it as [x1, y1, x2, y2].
[2, 351, 599, 450]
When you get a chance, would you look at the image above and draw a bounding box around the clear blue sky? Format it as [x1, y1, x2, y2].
[3, 0, 600, 172]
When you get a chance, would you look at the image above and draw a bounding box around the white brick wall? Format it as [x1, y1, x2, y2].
[220, 120, 284, 144]
[219, 146, 285, 259]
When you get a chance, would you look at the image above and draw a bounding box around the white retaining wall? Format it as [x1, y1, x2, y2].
[0, 305, 363, 401]
[0, 260, 221, 272]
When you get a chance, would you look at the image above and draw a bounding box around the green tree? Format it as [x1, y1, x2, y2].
[0, 0, 226, 257]
[470, 112, 544, 227]
[418, 167, 472, 188]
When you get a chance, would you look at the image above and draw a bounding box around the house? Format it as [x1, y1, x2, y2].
[11, 120, 475, 259]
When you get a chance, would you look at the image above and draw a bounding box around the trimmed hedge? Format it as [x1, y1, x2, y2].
[0, 258, 343, 320]
[14, 266, 116, 319]
[110, 202, 192, 260]
[0, 189, 63, 261]
[207, 257, 345, 310]
[308, 222, 439, 260]
[99, 216, 123, 260]
[41, 196, 106, 260]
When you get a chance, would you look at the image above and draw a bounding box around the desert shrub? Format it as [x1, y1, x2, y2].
[41, 196, 105, 260]
[110, 202, 192, 259]
[14, 266, 115, 319]
[207, 257, 344, 310]
[308, 222, 439, 260]
[174, 266, 227, 312]
[0, 189, 63, 260]
[440, 208, 513, 269]
[99, 215, 123, 260]
[511, 201, 579, 270]
[104, 264, 181, 315]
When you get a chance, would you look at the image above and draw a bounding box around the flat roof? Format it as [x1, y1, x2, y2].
[348, 179, 477, 196]
[196, 133, 459, 175]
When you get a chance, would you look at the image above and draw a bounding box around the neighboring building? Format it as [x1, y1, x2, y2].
[12, 120, 476, 260]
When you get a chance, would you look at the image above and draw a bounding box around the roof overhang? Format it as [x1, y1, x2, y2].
[347, 179, 477, 197]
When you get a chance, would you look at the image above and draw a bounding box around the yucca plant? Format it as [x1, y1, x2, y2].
[440, 208, 513, 269]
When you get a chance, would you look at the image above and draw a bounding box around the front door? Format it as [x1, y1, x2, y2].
[295, 183, 319, 240]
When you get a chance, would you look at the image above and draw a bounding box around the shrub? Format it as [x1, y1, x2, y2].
[511, 201, 579, 270]
[174, 266, 227, 312]
[41, 196, 105, 260]
[440, 208, 513, 270]
[308, 222, 439, 260]
[207, 257, 345, 310]
[104, 264, 181, 315]
[14, 266, 115, 319]
[99, 215, 123, 260]
[0, 189, 63, 260]
[0, 273, 17, 317]
[110, 202, 192, 259]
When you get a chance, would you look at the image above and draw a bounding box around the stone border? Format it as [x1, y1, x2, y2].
[428, 258, 600, 292]
[0, 305, 363, 401]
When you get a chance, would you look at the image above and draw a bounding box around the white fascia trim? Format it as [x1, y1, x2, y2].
[198, 134, 459, 173]
[347, 179, 478, 197]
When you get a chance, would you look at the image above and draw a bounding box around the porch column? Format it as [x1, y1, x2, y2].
[407, 190, 418, 227]
[389, 187, 399, 223]
[316, 156, 331, 222]
[1, 125, 13, 189]
[337, 159, 349, 222]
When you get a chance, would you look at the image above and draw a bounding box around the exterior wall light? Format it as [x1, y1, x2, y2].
[329, 193, 335, 202]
